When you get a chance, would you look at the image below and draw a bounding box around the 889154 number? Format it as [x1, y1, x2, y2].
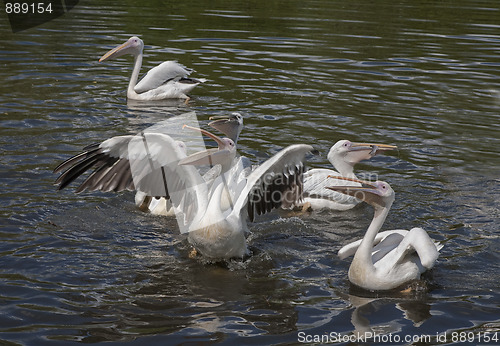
[5, 2, 53, 14]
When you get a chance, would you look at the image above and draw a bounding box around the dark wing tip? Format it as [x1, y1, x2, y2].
[53, 145, 131, 193]
[247, 163, 305, 221]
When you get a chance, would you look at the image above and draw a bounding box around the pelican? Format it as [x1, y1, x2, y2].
[99, 36, 206, 101]
[327, 177, 442, 291]
[54, 119, 316, 260]
[295, 140, 396, 211]
[136, 112, 246, 215]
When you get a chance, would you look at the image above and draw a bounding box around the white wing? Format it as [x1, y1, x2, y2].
[134, 61, 191, 94]
[54, 135, 136, 192]
[338, 230, 409, 260]
[338, 228, 442, 271]
[54, 112, 212, 233]
[55, 133, 209, 233]
[377, 228, 441, 270]
[303, 168, 360, 205]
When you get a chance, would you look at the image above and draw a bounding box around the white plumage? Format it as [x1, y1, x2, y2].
[328, 177, 442, 291]
[99, 36, 206, 101]
[54, 113, 316, 260]
[294, 140, 397, 211]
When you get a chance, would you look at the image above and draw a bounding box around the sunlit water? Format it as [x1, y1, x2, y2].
[1, 0, 499, 344]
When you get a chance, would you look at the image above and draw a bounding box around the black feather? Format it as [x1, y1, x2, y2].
[53, 146, 100, 174]
[55, 152, 109, 191]
[246, 162, 306, 220]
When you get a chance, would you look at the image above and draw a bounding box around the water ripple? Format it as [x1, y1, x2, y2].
[1, 0, 499, 343]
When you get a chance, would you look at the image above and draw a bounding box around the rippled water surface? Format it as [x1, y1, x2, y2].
[1, 0, 499, 344]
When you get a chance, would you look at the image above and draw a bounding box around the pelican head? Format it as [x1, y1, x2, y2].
[327, 140, 397, 170]
[326, 176, 395, 209]
[208, 113, 244, 144]
[179, 125, 236, 169]
[99, 36, 144, 62]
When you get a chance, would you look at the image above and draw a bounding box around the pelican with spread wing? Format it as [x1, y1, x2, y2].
[99, 36, 206, 101]
[54, 114, 316, 260]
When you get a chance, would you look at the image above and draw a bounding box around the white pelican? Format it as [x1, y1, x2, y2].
[99, 36, 206, 101]
[54, 119, 316, 260]
[136, 112, 246, 215]
[327, 177, 442, 291]
[295, 140, 397, 211]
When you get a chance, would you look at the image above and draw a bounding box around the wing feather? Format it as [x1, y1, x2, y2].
[54, 136, 134, 192]
[134, 61, 191, 94]
[303, 168, 359, 204]
[55, 152, 117, 191]
[53, 144, 100, 174]
[338, 230, 409, 260]
[54, 130, 208, 233]
[232, 144, 316, 221]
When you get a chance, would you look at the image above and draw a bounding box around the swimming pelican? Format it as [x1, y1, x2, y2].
[295, 140, 396, 211]
[54, 123, 316, 260]
[99, 36, 206, 101]
[327, 177, 442, 291]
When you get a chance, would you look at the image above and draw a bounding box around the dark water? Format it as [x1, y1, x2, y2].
[1, 0, 499, 344]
